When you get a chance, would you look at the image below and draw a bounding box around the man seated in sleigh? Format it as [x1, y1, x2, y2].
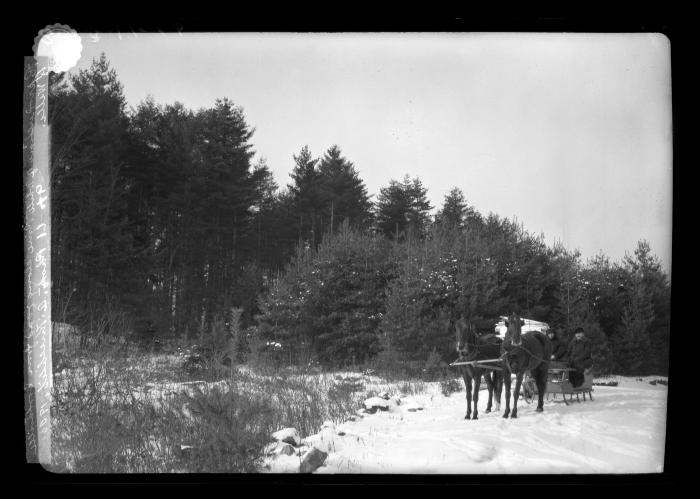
[566, 327, 594, 388]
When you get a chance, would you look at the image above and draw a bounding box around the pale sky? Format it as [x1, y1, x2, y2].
[68, 32, 672, 272]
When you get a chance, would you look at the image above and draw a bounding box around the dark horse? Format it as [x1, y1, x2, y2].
[455, 317, 504, 420]
[501, 312, 553, 418]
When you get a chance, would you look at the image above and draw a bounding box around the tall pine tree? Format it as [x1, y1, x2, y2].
[288, 145, 323, 245]
[317, 145, 373, 234]
[434, 187, 467, 229]
[50, 54, 144, 342]
[375, 175, 432, 239]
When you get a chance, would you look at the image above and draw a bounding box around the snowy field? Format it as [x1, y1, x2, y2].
[265, 376, 667, 474]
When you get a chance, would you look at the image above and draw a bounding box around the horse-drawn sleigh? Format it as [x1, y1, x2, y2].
[450, 313, 594, 419]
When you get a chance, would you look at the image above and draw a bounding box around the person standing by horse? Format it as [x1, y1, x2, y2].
[567, 327, 593, 387]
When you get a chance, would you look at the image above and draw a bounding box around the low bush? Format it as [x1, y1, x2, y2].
[439, 378, 463, 397]
[50, 351, 371, 472]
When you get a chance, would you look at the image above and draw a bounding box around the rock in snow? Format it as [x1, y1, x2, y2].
[300, 447, 328, 473]
[364, 396, 391, 411]
[272, 428, 301, 446]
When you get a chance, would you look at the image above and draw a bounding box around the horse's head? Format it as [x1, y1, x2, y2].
[503, 312, 525, 349]
[456, 317, 478, 358]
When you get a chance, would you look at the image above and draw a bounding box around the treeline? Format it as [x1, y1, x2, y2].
[49, 55, 671, 375]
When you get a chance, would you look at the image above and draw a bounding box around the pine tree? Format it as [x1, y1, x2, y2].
[187, 98, 257, 330]
[50, 53, 143, 342]
[612, 241, 664, 374]
[317, 145, 373, 234]
[375, 175, 432, 239]
[550, 248, 585, 339]
[613, 276, 654, 374]
[288, 145, 323, 245]
[256, 223, 396, 367]
[258, 188, 302, 272]
[434, 187, 467, 229]
[249, 157, 287, 272]
[309, 223, 396, 365]
[623, 241, 670, 374]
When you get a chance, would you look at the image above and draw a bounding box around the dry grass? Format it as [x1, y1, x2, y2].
[49, 344, 435, 473]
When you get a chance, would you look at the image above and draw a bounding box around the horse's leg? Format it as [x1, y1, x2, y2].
[511, 374, 523, 418]
[472, 372, 481, 420]
[464, 373, 472, 420]
[494, 371, 502, 413]
[502, 372, 511, 418]
[484, 371, 494, 413]
[535, 366, 546, 412]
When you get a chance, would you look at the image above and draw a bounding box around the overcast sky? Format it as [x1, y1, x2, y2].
[69, 32, 672, 272]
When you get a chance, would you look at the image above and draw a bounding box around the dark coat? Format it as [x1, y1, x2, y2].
[549, 337, 567, 361]
[567, 337, 593, 370]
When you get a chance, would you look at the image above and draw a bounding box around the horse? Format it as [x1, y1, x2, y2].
[455, 317, 504, 420]
[501, 312, 553, 418]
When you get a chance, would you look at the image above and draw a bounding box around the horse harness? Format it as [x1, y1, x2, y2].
[458, 333, 501, 361]
[500, 335, 551, 372]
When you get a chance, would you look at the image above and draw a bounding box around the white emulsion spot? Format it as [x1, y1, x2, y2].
[37, 32, 83, 73]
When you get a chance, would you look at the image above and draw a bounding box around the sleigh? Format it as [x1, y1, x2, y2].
[541, 362, 594, 404]
[518, 362, 593, 405]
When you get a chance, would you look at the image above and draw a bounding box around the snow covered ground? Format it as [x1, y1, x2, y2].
[265, 376, 667, 474]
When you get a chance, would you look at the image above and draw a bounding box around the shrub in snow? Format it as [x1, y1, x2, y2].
[51, 348, 370, 472]
[423, 349, 450, 381]
[440, 378, 463, 397]
[328, 377, 365, 401]
[52, 367, 274, 473]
